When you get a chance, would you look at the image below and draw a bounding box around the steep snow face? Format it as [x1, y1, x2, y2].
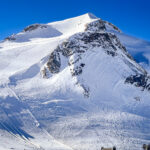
[119, 34, 150, 73]
[0, 13, 150, 150]
[105, 24, 150, 73]
[49, 13, 98, 36]
[43, 18, 149, 99]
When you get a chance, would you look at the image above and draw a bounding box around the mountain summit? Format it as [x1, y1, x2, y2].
[0, 13, 150, 150]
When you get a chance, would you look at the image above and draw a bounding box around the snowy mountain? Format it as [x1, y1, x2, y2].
[0, 13, 150, 150]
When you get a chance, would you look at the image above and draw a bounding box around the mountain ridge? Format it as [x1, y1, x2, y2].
[0, 13, 150, 150]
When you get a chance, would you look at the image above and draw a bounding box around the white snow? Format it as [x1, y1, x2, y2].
[0, 13, 150, 150]
[106, 25, 150, 73]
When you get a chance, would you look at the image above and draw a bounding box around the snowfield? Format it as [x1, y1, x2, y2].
[0, 13, 150, 150]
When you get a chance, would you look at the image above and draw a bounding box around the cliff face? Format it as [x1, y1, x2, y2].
[43, 18, 149, 96]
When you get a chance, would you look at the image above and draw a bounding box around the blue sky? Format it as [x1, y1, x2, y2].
[0, 0, 150, 41]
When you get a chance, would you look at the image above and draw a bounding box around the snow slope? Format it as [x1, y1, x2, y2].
[105, 23, 150, 73]
[0, 13, 150, 150]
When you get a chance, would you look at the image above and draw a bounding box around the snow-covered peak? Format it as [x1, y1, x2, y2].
[0, 13, 150, 150]
[86, 12, 98, 19]
[49, 13, 98, 36]
[2, 13, 98, 43]
[2, 13, 122, 43]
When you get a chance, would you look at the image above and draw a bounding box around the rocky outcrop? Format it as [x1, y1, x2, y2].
[43, 29, 126, 77]
[85, 19, 106, 32]
[4, 24, 48, 42]
[46, 51, 61, 74]
[42, 18, 150, 95]
[80, 32, 125, 56]
[71, 63, 85, 76]
[125, 74, 150, 91]
[23, 24, 47, 32]
[5, 34, 16, 41]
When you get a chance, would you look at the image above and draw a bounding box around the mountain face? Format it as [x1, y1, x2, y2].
[0, 13, 150, 150]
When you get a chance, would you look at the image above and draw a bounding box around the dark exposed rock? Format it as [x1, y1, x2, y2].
[5, 35, 16, 41]
[41, 68, 47, 78]
[43, 19, 141, 96]
[125, 74, 150, 91]
[59, 41, 75, 57]
[23, 24, 47, 32]
[71, 66, 83, 76]
[47, 51, 61, 74]
[106, 51, 116, 56]
[71, 63, 85, 76]
[82, 84, 90, 98]
[85, 19, 106, 32]
[80, 63, 85, 67]
[4, 24, 48, 42]
[44, 24, 128, 76]
[81, 32, 118, 55]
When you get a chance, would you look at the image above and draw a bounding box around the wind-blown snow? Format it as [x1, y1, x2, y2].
[0, 13, 150, 150]
[105, 24, 150, 73]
